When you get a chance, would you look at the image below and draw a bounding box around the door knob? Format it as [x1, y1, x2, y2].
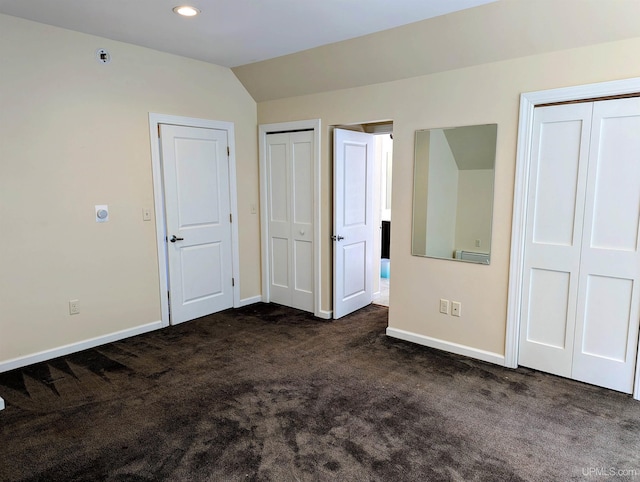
[169, 235, 184, 243]
[331, 235, 344, 241]
[300, 229, 305, 235]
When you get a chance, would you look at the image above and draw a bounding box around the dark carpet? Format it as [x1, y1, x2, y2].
[1, 303, 639, 481]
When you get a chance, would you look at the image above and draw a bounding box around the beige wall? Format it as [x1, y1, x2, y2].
[258, 36, 640, 356]
[0, 14, 259, 364]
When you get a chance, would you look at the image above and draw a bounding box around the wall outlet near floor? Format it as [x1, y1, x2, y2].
[69, 299, 80, 315]
[451, 301, 461, 317]
[439, 299, 450, 314]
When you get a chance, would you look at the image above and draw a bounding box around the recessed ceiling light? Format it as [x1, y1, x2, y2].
[173, 6, 200, 17]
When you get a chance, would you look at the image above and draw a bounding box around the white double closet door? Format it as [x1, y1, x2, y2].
[519, 97, 640, 393]
[265, 131, 314, 312]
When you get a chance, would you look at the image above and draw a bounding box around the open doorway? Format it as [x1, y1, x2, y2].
[373, 132, 393, 307]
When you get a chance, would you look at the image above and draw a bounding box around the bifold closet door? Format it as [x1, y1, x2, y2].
[266, 131, 314, 313]
[518, 103, 593, 378]
[571, 98, 640, 393]
[519, 97, 640, 393]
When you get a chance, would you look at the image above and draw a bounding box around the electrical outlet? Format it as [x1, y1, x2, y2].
[439, 299, 449, 314]
[69, 299, 80, 315]
[452, 301, 461, 317]
[475, 239, 481, 248]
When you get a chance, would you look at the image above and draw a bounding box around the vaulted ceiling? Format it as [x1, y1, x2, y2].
[233, 0, 640, 101]
[0, 0, 496, 67]
[2, 0, 640, 102]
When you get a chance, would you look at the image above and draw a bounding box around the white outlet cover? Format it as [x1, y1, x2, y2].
[95, 204, 109, 222]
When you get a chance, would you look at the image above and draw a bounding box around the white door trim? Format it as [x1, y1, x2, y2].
[505, 77, 640, 400]
[258, 119, 323, 318]
[149, 113, 241, 327]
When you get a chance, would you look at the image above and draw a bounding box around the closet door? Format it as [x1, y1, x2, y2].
[572, 98, 640, 393]
[289, 131, 314, 311]
[518, 103, 593, 377]
[266, 131, 314, 312]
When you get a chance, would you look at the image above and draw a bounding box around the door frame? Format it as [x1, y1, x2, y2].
[505, 77, 640, 400]
[149, 113, 241, 327]
[258, 119, 323, 318]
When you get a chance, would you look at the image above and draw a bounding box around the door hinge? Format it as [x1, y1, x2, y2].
[167, 291, 171, 317]
[232, 278, 235, 287]
[158, 124, 161, 138]
[230, 213, 232, 223]
[227, 146, 230, 157]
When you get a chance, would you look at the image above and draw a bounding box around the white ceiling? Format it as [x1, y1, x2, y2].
[0, 0, 497, 68]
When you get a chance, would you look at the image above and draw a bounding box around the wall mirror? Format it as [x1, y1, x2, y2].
[412, 123, 497, 264]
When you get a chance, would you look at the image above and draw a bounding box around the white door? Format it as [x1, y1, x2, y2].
[571, 98, 640, 392]
[519, 98, 640, 393]
[160, 124, 234, 324]
[333, 129, 374, 319]
[518, 103, 593, 377]
[265, 131, 314, 312]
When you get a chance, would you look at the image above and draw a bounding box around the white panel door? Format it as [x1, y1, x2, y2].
[160, 124, 233, 324]
[266, 131, 314, 312]
[519, 103, 593, 377]
[266, 133, 290, 306]
[333, 129, 374, 319]
[519, 98, 640, 394]
[572, 98, 640, 393]
[290, 133, 314, 310]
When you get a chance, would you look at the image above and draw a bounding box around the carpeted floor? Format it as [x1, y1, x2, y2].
[0, 303, 639, 481]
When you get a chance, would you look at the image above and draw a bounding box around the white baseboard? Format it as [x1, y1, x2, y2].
[0, 397, 4, 411]
[0, 320, 163, 374]
[237, 295, 262, 307]
[385, 327, 505, 366]
[316, 309, 333, 320]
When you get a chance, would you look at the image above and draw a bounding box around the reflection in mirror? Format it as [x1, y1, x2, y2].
[412, 124, 497, 264]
